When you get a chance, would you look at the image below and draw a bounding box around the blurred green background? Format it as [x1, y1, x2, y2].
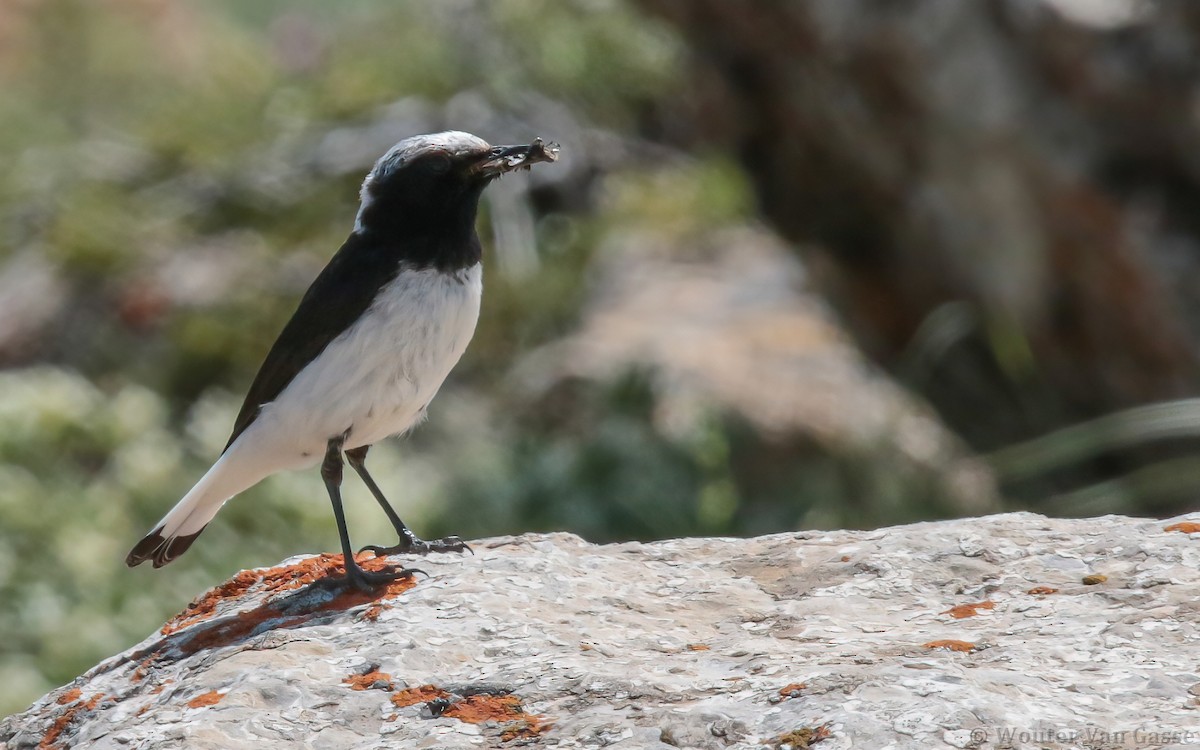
[4, 0, 1200, 715]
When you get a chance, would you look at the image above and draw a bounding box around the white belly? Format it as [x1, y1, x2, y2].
[248, 262, 482, 465]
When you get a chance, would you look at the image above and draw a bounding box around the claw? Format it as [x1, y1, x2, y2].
[316, 564, 421, 593]
[359, 535, 472, 558]
[358, 544, 393, 557]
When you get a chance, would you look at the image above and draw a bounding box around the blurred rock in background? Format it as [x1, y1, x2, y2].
[496, 225, 997, 539]
[0, 0, 1198, 718]
[642, 0, 1200, 511]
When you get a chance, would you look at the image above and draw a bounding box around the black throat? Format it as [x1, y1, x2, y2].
[354, 176, 487, 273]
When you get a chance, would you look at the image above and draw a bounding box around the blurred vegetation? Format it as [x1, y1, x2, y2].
[2, 0, 1198, 721]
[0, 0, 694, 714]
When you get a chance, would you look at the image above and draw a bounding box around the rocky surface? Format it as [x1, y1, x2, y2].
[4, 512, 1200, 749]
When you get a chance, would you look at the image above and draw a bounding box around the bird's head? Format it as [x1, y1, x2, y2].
[354, 131, 558, 240]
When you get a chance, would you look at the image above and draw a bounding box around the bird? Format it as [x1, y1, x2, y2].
[126, 131, 559, 590]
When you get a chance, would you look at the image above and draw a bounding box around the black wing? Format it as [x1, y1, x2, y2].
[224, 233, 403, 451]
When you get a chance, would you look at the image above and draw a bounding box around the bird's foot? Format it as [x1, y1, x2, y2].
[317, 563, 424, 594]
[360, 533, 472, 558]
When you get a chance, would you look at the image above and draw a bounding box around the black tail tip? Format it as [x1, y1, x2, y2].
[125, 527, 205, 568]
[125, 529, 165, 567]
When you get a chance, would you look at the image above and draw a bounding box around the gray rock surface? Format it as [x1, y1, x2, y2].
[4, 512, 1200, 749]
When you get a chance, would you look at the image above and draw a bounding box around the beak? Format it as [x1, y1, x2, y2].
[474, 137, 560, 178]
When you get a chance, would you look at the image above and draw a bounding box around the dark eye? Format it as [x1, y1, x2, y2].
[428, 154, 452, 174]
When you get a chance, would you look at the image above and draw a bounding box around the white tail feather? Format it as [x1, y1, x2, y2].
[157, 432, 284, 537]
[155, 458, 234, 539]
[127, 431, 285, 567]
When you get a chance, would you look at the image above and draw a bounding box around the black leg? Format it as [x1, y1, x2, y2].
[345, 444, 470, 557]
[321, 436, 418, 591]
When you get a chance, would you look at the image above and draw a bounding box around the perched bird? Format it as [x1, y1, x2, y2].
[126, 131, 559, 590]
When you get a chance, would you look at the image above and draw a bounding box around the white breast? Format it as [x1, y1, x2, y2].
[247, 262, 483, 467]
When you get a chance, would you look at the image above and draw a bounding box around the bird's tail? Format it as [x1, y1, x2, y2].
[125, 448, 252, 568]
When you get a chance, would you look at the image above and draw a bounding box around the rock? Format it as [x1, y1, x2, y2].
[4, 512, 1200, 749]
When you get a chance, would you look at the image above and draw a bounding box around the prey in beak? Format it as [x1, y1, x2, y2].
[474, 137, 560, 178]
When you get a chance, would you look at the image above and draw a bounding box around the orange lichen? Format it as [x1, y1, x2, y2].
[386, 686, 550, 740]
[160, 557, 416, 656]
[1027, 586, 1058, 596]
[186, 690, 224, 708]
[162, 568, 271, 635]
[941, 600, 995, 619]
[176, 603, 307, 656]
[686, 643, 710, 651]
[923, 640, 977, 652]
[390, 685, 449, 709]
[778, 683, 807, 698]
[318, 573, 417, 614]
[448, 694, 552, 741]
[501, 716, 553, 742]
[771, 724, 831, 748]
[1165, 522, 1200, 534]
[445, 693, 552, 745]
[161, 553, 414, 635]
[343, 670, 394, 691]
[40, 693, 104, 750]
[55, 689, 81, 706]
[360, 601, 390, 622]
[444, 694, 526, 723]
[131, 654, 161, 684]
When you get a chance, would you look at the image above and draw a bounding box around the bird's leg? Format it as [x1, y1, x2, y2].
[321, 436, 419, 591]
[345, 445, 471, 557]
